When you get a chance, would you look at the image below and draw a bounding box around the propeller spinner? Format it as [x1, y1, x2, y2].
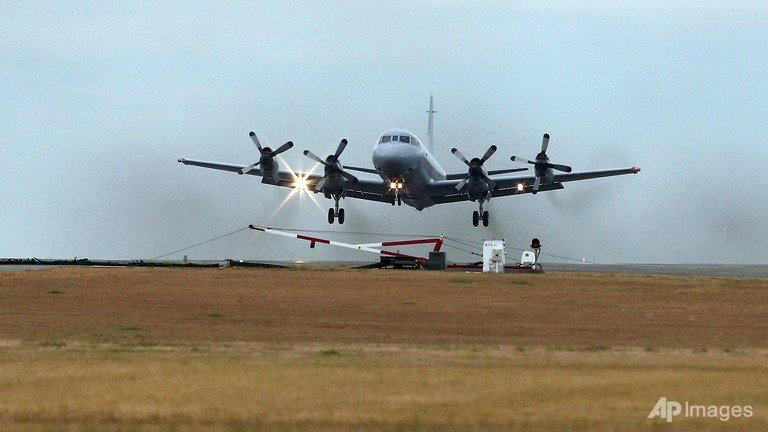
[304, 139, 358, 225]
[451, 145, 498, 191]
[239, 131, 294, 180]
[303, 139, 358, 190]
[511, 133, 572, 193]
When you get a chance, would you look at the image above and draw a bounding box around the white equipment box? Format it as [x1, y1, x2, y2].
[482, 239, 506, 273]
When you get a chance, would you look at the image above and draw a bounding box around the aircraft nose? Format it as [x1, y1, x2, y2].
[373, 143, 419, 176]
[379, 158, 410, 174]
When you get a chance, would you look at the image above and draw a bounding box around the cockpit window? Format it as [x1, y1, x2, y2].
[378, 134, 418, 146]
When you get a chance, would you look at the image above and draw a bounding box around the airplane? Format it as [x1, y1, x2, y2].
[178, 97, 640, 227]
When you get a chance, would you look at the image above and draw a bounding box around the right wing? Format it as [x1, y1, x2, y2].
[178, 158, 322, 188]
[178, 157, 391, 200]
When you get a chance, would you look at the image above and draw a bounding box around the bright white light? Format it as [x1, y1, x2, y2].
[293, 176, 308, 190]
[389, 182, 397, 189]
[517, 183, 524, 192]
[263, 156, 325, 221]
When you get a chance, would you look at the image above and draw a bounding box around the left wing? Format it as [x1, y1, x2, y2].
[427, 167, 640, 203]
[492, 166, 641, 197]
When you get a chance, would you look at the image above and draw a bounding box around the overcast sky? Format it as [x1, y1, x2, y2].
[2, 1, 767, 264]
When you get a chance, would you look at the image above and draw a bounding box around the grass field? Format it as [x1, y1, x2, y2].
[1, 267, 767, 431]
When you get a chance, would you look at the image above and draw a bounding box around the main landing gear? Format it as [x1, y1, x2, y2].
[472, 210, 489, 227]
[328, 198, 345, 224]
[472, 201, 489, 227]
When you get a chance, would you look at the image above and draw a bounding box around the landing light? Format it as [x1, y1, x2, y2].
[293, 176, 309, 190]
[517, 183, 524, 192]
[389, 181, 404, 190]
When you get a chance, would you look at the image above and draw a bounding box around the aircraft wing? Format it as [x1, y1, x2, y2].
[343, 180, 392, 203]
[178, 158, 323, 188]
[427, 167, 640, 203]
[178, 159, 250, 175]
[179, 157, 639, 205]
[551, 167, 641, 183]
[178, 157, 390, 197]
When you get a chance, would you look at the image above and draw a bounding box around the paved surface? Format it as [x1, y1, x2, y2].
[3, 261, 768, 277]
[543, 263, 768, 277]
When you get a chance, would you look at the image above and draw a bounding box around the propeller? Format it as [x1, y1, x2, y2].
[303, 139, 358, 188]
[239, 131, 294, 178]
[451, 145, 498, 191]
[510, 133, 572, 193]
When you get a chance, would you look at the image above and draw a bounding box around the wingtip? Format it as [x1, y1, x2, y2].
[633, 166, 641, 173]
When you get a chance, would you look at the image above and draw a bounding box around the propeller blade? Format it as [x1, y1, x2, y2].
[541, 133, 550, 153]
[511, 156, 533, 165]
[303, 150, 329, 166]
[451, 148, 470, 166]
[315, 177, 326, 191]
[480, 145, 497, 164]
[548, 163, 572, 173]
[239, 162, 260, 175]
[487, 168, 528, 175]
[339, 169, 358, 183]
[334, 139, 348, 158]
[271, 141, 294, 156]
[249, 131, 263, 152]
[532, 176, 541, 193]
[455, 176, 469, 191]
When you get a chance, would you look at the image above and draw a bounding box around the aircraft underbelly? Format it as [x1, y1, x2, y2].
[372, 142, 445, 211]
[402, 166, 436, 211]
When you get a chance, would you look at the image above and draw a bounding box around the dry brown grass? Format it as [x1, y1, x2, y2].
[0, 267, 767, 431]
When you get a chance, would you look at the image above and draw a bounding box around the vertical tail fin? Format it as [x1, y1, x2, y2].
[426, 94, 436, 153]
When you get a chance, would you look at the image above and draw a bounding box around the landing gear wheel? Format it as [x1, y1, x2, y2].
[482, 211, 489, 227]
[338, 208, 345, 224]
[328, 208, 335, 224]
[472, 211, 479, 227]
[397, 196, 402, 206]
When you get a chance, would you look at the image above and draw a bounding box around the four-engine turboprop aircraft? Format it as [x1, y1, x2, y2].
[178, 98, 640, 226]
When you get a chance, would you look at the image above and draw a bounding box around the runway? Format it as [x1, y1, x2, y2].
[543, 263, 768, 277]
[2, 261, 768, 277]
